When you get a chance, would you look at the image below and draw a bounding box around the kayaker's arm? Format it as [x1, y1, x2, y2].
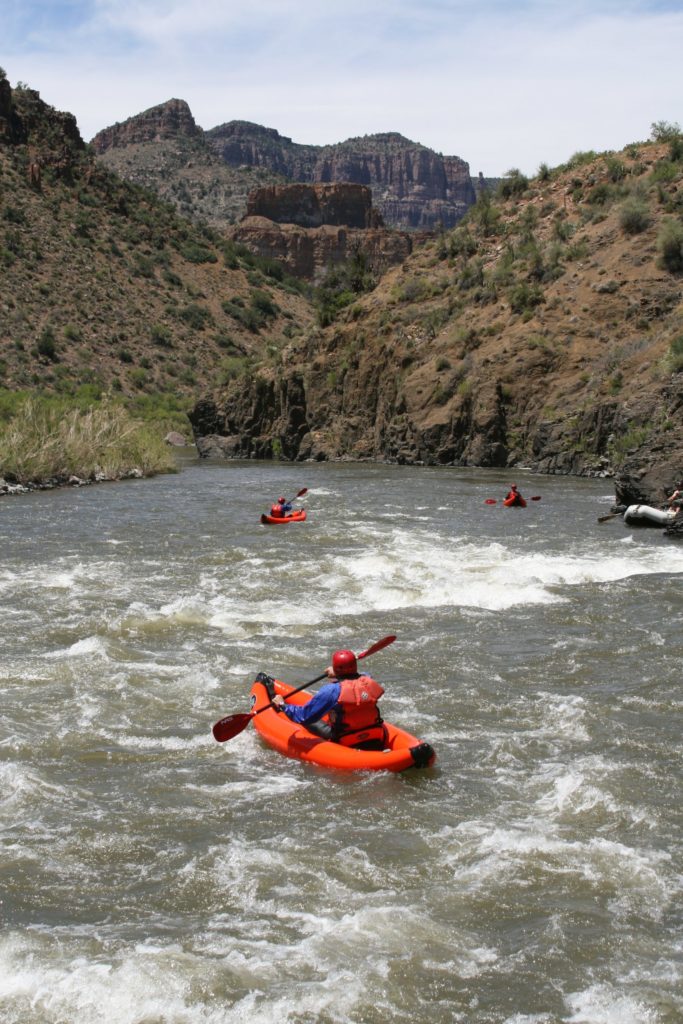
[273, 682, 341, 725]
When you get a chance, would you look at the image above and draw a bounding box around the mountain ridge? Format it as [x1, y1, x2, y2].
[92, 98, 479, 231]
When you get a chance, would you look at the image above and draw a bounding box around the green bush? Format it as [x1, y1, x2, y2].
[618, 198, 651, 235]
[37, 327, 57, 361]
[668, 335, 683, 372]
[657, 219, 683, 273]
[497, 168, 529, 199]
[509, 282, 545, 314]
[650, 120, 681, 142]
[150, 323, 173, 347]
[178, 303, 213, 330]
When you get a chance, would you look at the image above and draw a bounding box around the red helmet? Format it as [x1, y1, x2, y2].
[278, 496, 286, 503]
[332, 649, 357, 676]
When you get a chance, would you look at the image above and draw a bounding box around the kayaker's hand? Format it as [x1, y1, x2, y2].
[272, 695, 285, 710]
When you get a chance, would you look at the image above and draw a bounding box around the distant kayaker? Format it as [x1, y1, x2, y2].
[273, 649, 387, 750]
[270, 496, 292, 518]
[505, 484, 525, 506]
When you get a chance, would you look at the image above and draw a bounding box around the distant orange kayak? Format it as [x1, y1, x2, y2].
[249, 675, 436, 772]
[503, 495, 527, 508]
[260, 510, 307, 525]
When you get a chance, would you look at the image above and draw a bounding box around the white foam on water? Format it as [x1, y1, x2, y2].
[0, 932, 240, 1024]
[44, 636, 109, 660]
[0, 762, 66, 816]
[564, 982, 659, 1024]
[317, 524, 683, 613]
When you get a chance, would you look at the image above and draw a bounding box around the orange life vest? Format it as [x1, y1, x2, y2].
[329, 675, 386, 748]
[270, 504, 284, 517]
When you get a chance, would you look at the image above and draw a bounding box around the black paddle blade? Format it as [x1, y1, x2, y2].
[212, 712, 253, 743]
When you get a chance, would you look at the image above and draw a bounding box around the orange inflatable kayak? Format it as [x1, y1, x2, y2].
[249, 675, 436, 772]
[260, 509, 307, 525]
[503, 495, 527, 507]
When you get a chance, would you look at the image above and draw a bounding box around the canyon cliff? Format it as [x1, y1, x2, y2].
[188, 141, 683, 507]
[92, 101, 477, 231]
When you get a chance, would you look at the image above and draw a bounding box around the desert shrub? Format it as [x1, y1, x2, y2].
[604, 156, 627, 182]
[448, 226, 478, 258]
[250, 289, 278, 319]
[436, 357, 451, 371]
[669, 137, 683, 162]
[150, 323, 173, 347]
[37, 327, 57, 361]
[650, 120, 681, 142]
[618, 198, 652, 235]
[586, 183, 616, 206]
[564, 151, 598, 170]
[470, 192, 502, 236]
[178, 303, 213, 330]
[509, 282, 545, 314]
[657, 219, 683, 273]
[458, 258, 484, 291]
[649, 161, 678, 184]
[178, 241, 217, 264]
[497, 168, 529, 199]
[537, 162, 551, 181]
[668, 335, 683, 372]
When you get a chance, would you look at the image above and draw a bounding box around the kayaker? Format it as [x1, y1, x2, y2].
[505, 484, 524, 505]
[270, 496, 292, 518]
[272, 649, 387, 750]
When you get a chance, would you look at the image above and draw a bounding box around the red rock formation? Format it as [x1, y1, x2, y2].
[245, 183, 382, 229]
[91, 99, 201, 154]
[234, 183, 411, 279]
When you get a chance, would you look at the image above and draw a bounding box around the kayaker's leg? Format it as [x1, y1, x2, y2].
[306, 720, 333, 740]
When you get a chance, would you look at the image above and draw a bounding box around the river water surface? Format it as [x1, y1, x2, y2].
[1, 458, 682, 1024]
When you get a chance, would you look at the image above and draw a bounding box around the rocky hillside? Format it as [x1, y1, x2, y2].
[189, 140, 683, 505]
[93, 101, 477, 231]
[0, 79, 314, 402]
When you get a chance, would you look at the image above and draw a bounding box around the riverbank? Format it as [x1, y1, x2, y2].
[0, 399, 179, 496]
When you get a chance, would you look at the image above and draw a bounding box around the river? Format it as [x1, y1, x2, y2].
[1, 457, 682, 1024]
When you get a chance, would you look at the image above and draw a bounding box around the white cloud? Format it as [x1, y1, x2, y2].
[3, 1, 682, 175]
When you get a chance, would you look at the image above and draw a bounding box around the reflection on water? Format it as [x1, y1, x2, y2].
[1, 459, 681, 1023]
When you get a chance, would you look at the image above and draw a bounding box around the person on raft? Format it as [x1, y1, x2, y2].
[505, 484, 525, 505]
[270, 496, 293, 518]
[665, 482, 683, 509]
[272, 649, 387, 750]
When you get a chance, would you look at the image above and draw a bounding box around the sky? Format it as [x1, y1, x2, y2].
[3, 0, 682, 177]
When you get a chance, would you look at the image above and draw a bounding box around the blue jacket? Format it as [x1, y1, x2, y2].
[280, 682, 341, 725]
[278, 502, 293, 513]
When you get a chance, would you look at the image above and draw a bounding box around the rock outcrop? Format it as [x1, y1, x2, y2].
[91, 99, 202, 153]
[233, 183, 412, 280]
[245, 183, 383, 229]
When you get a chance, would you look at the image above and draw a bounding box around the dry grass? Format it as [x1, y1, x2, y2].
[0, 400, 176, 485]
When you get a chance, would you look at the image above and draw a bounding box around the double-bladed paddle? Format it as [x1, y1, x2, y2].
[288, 487, 308, 503]
[485, 496, 541, 504]
[212, 634, 397, 743]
